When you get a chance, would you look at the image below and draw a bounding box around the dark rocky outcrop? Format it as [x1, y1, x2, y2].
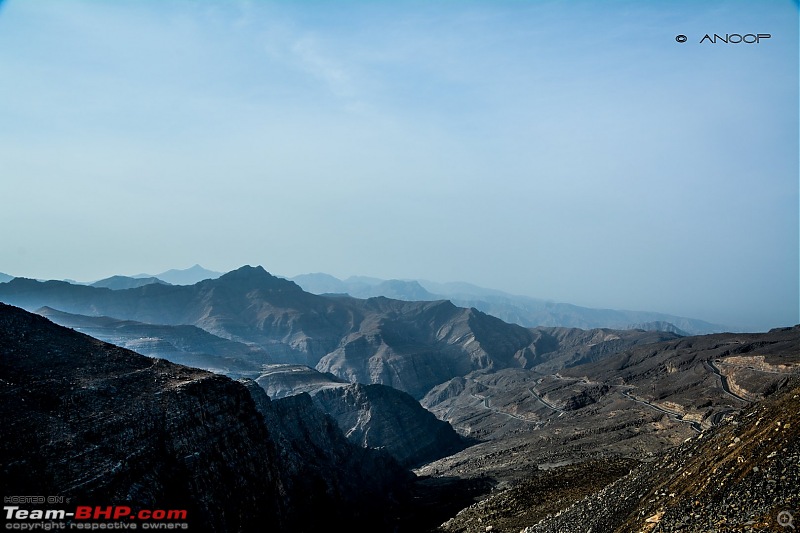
[0, 303, 414, 532]
[0, 303, 286, 531]
[240, 382, 414, 529]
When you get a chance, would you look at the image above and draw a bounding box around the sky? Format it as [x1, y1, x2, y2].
[0, 0, 797, 331]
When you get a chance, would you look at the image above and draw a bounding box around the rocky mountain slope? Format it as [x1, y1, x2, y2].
[255, 364, 465, 467]
[313, 382, 467, 467]
[422, 327, 798, 441]
[522, 377, 800, 533]
[0, 303, 415, 532]
[560, 326, 800, 426]
[417, 327, 799, 532]
[0, 303, 287, 530]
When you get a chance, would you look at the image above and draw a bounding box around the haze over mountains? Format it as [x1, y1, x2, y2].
[0, 264, 730, 334]
[1, 264, 798, 531]
[131, 264, 223, 285]
[290, 272, 729, 335]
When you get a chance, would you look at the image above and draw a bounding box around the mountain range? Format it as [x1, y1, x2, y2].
[1, 265, 729, 333]
[1, 264, 798, 531]
[0, 266, 682, 399]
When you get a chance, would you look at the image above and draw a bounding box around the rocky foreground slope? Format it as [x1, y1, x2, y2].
[523, 378, 800, 533]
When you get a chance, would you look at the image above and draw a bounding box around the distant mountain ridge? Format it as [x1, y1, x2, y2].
[290, 272, 728, 335]
[0, 272, 14, 283]
[15, 265, 725, 333]
[91, 275, 171, 290]
[132, 264, 222, 285]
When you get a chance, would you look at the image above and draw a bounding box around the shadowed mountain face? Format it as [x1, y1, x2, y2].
[0, 303, 415, 532]
[255, 364, 467, 467]
[311, 382, 467, 467]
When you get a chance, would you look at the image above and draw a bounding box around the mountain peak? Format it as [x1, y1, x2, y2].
[220, 265, 269, 277]
[216, 265, 301, 292]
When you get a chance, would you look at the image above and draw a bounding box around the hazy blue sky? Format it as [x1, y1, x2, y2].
[0, 0, 797, 330]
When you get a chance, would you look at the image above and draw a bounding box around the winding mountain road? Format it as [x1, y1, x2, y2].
[469, 392, 536, 423]
[619, 389, 702, 433]
[527, 387, 564, 414]
[706, 360, 751, 403]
